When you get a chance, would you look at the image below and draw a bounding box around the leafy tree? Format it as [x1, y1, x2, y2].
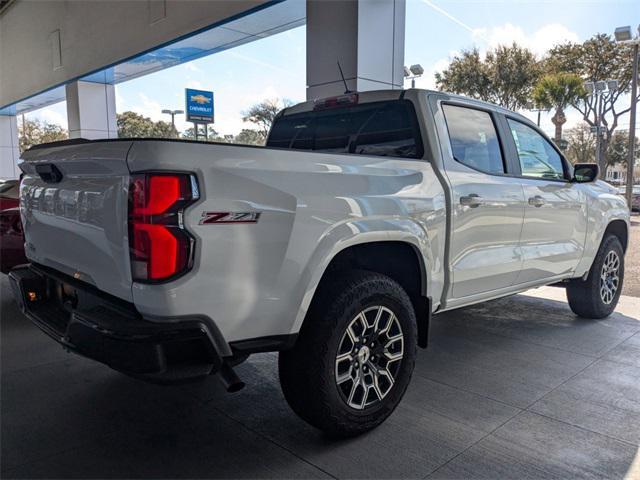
[181, 126, 197, 140]
[181, 125, 221, 141]
[180, 126, 210, 141]
[117, 111, 154, 138]
[532, 73, 585, 143]
[19, 118, 68, 153]
[435, 44, 541, 110]
[606, 130, 639, 167]
[117, 111, 177, 138]
[152, 120, 178, 139]
[545, 34, 640, 174]
[564, 124, 596, 165]
[234, 128, 266, 146]
[242, 98, 293, 137]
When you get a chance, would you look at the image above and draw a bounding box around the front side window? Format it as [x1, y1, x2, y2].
[507, 119, 566, 180]
[442, 104, 505, 175]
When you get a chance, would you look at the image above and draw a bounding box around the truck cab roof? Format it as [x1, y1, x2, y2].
[280, 88, 533, 127]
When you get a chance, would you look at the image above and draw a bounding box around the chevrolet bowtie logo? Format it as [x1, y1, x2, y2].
[190, 94, 211, 105]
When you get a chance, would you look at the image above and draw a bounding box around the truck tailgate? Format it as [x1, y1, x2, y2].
[19, 141, 134, 302]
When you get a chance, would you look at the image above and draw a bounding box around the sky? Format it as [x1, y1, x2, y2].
[28, 0, 639, 138]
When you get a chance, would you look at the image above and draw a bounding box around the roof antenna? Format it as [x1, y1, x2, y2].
[337, 60, 353, 94]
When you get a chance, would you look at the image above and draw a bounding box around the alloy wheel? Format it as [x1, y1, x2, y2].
[600, 250, 620, 305]
[334, 306, 404, 410]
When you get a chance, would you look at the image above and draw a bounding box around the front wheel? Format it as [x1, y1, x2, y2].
[279, 270, 417, 437]
[566, 234, 624, 319]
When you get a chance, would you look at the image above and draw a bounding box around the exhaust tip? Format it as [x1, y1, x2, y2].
[218, 362, 245, 393]
[226, 380, 246, 393]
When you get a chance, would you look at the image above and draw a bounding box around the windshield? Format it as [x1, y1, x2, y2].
[267, 100, 423, 159]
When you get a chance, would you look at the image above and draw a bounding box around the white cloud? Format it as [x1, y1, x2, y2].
[530, 24, 580, 55]
[418, 0, 578, 58]
[127, 92, 190, 129]
[212, 84, 285, 135]
[25, 103, 68, 129]
[186, 80, 204, 90]
[115, 90, 125, 112]
[38, 107, 67, 128]
[418, 0, 579, 58]
[415, 57, 453, 90]
[472, 22, 579, 57]
[182, 62, 202, 73]
[133, 93, 164, 121]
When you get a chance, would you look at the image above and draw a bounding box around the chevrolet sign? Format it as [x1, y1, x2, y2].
[185, 88, 214, 123]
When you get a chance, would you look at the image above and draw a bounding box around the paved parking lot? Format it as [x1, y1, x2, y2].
[2, 275, 639, 479]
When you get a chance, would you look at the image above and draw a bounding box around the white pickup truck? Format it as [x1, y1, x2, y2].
[10, 89, 630, 436]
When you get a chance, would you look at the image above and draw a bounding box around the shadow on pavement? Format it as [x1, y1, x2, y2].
[2, 275, 639, 479]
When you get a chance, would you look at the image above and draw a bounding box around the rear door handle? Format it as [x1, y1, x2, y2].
[528, 195, 545, 207]
[460, 193, 483, 208]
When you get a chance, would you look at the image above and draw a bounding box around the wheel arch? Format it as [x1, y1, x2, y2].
[604, 219, 628, 253]
[295, 238, 432, 349]
[574, 211, 630, 279]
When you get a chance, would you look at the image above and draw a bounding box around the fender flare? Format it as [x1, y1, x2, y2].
[574, 207, 630, 278]
[290, 217, 434, 336]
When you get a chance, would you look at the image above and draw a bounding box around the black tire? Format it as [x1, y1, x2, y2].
[279, 270, 417, 437]
[566, 234, 624, 319]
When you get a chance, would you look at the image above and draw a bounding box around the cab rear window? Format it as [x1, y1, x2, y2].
[266, 100, 423, 159]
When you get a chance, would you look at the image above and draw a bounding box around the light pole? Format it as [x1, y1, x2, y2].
[526, 103, 550, 127]
[161, 109, 184, 137]
[584, 79, 618, 171]
[614, 25, 639, 209]
[403, 64, 424, 88]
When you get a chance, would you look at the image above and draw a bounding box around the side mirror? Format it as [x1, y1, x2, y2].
[573, 163, 599, 183]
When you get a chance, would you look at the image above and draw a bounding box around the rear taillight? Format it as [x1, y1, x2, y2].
[128, 173, 198, 282]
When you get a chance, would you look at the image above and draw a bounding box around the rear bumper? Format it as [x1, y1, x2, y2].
[9, 264, 227, 382]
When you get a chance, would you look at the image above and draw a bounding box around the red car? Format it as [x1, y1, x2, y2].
[0, 179, 27, 274]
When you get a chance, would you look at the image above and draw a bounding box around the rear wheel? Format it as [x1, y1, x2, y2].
[566, 234, 624, 319]
[279, 270, 417, 437]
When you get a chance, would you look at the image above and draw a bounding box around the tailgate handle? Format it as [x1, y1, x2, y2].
[35, 164, 63, 183]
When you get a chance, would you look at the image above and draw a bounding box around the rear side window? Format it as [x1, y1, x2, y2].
[442, 104, 505, 175]
[266, 100, 423, 159]
[507, 119, 566, 180]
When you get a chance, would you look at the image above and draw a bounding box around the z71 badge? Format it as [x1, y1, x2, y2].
[199, 212, 261, 224]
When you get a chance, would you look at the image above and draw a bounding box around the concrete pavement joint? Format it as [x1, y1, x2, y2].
[521, 355, 601, 412]
[421, 408, 523, 479]
[208, 403, 339, 480]
[523, 410, 638, 448]
[411, 373, 526, 411]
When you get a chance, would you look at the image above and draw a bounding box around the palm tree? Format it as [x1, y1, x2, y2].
[532, 73, 585, 144]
